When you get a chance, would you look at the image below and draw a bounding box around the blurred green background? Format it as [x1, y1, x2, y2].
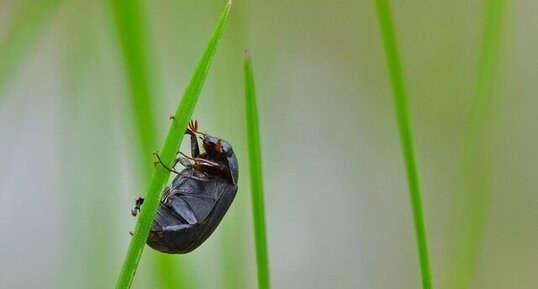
[1, 0, 537, 289]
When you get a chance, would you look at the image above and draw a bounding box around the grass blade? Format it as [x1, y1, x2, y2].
[244, 50, 271, 289]
[109, 0, 157, 172]
[448, 0, 508, 288]
[373, 1, 434, 289]
[108, 1, 184, 288]
[114, 1, 232, 288]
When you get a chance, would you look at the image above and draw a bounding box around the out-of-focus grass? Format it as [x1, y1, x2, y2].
[244, 50, 271, 289]
[108, 0, 186, 288]
[1, 0, 533, 288]
[114, 1, 232, 288]
[374, 1, 434, 289]
[208, 3, 250, 288]
[109, 0, 157, 172]
[448, 0, 508, 288]
[0, 0, 62, 97]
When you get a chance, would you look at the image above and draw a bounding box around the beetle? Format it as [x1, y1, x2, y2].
[131, 120, 238, 254]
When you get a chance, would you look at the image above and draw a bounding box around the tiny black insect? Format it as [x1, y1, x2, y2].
[132, 120, 238, 254]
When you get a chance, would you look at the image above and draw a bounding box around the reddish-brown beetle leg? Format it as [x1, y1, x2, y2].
[153, 151, 182, 175]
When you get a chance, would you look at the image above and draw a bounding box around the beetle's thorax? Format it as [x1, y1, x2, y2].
[200, 135, 238, 185]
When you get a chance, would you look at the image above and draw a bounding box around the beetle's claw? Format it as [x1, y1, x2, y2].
[153, 152, 164, 165]
[188, 119, 208, 138]
[188, 119, 198, 133]
[129, 231, 133, 236]
[169, 115, 176, 120]
[153, 152, 164, 168]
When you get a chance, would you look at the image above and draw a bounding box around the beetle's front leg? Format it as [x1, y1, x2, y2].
[186, 120, 200, 157]
[172, 155, 193, 169]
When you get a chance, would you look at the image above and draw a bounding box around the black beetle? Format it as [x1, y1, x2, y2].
[132, 120, 238, 254]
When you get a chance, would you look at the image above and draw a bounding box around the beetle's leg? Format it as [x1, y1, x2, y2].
[186, 120, 200, 157]
[172, 155, 193, 169]
[153, 151, 182, 175]
[178, 152, 226, 171]
[131, 197, 144, 217]
[188, 119, 198, 133]
[162, 187, 175, 204]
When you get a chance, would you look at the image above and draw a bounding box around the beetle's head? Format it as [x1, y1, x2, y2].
[202, 135, 238, 185]
[203, 135, 233, 158]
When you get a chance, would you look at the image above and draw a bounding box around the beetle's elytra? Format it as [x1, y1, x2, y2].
[132, 120, 238, 254]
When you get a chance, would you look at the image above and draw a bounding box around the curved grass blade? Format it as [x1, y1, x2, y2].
[115, 1, 232, 288]
[244, 50, 271, 289]
[373, 1, 434, 289]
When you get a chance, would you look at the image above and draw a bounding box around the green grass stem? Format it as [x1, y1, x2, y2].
[374, 1, 433, 289]
[114, 2, 232, 288]
[448, 0, 507, 288]
[243, 50, 271, 289]
[109, 0, 157, 172]
[108, 0, 184, 288]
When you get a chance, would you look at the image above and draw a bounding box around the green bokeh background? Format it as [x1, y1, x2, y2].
[1, 1, 537, 289]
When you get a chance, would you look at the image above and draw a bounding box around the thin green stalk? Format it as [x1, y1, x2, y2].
[115, 2, 232, 288]
[212, 6, 248, 289]
[448, 0, 507, 288]
[108, 1, 183, 288]
[0, 0, 62, 96]
[374, 1, 433, 289]
[244, 50, 271, 289]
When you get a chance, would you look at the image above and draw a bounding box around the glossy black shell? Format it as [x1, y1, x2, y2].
[147, 170, 237, 253]
[146, 135, 238, 254]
